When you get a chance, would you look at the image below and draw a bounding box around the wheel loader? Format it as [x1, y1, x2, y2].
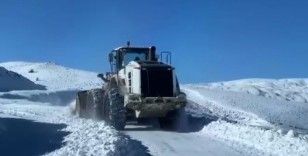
[75, 43, 187, 130]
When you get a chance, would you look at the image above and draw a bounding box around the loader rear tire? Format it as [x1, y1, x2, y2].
[105, 88, 126, 130]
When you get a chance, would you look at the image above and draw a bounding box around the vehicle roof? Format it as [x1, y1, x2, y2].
[113, 46, 151, 51]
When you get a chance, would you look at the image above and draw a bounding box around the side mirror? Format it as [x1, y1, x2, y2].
[109, 53, 114, 62]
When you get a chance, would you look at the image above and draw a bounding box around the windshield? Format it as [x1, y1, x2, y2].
[123, 52, 147, 66]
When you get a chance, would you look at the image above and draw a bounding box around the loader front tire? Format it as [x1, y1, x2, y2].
[105, 88, 126, 130]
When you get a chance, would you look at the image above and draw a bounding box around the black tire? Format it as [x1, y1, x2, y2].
[104, 88, 126, 130]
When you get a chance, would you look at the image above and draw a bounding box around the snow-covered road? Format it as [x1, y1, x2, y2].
[125, 126, 242, 156]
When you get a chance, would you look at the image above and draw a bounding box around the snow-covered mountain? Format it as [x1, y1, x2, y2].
[0, 61, 308, 156]
[0, 61, 102, 91]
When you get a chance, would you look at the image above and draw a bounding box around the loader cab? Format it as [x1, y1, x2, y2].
[109, 46, 157, 73]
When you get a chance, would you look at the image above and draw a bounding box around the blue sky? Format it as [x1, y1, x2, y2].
[0, 0, 308, 83]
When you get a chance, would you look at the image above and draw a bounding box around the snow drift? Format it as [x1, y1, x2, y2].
[183, 84, 308, 129]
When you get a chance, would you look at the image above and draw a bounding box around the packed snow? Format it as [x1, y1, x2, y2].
[1, 61, 308, 156]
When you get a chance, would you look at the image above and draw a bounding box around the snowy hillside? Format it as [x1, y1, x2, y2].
[0, 66, 45, 92]
[0, 61, 102, 91]
[1, 61, 308, 156]
[200, 79, 308, 103]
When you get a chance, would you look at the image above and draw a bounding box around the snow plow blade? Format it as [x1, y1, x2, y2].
[75, 89, 104, 119]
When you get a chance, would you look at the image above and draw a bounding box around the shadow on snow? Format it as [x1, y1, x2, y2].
[0, 118, 69, 156]
[109, 134, 151, 156]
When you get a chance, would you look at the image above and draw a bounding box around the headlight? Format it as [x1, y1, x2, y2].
[177, 93, 186, 100]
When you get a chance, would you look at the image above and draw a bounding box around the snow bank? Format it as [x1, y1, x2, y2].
[0, 61, 102, 91]
[202, 79, 308, 103]
[0, 101, 118, 156]
[202, 120, 308, 156]
[0, 66, 45, 92]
